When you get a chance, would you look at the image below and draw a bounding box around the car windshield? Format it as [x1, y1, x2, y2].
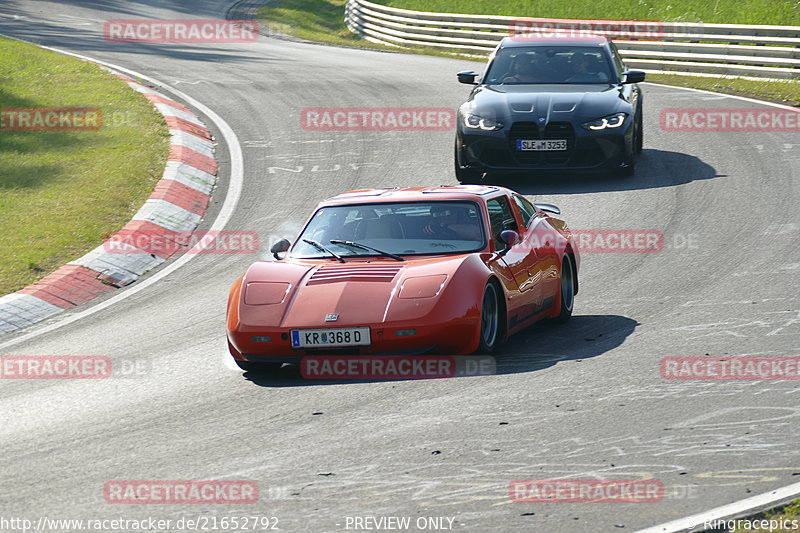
[291, 201, 486, 258]
[484, 46, 612, 85]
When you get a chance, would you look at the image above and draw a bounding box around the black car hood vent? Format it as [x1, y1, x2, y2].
[510, 102, 534, 112]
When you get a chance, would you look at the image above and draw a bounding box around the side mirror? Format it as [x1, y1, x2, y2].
[621, 70, 646, 84]
[270, 238, 290, 260]
[457, 70, 479, 85]
[498, 229, 519, 255]
[534, 203, 561, 215]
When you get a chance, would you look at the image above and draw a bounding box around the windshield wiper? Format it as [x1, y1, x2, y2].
[303, 239, 345, 263]
[329, 240, 405, 262]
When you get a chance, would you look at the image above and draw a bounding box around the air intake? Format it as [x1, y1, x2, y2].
[307, 264, 403, 284]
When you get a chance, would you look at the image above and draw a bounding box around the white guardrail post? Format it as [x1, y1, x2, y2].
[344, 0, 800, 79]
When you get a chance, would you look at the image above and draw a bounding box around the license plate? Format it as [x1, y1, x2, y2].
[517, 139, 567, 151]
[291, 327, 371, 348]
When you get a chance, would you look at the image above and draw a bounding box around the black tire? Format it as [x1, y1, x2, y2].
[477, 281, 502, 353]
[634, 105, 643, 154]
[618, 109, 642, 177]
[234, 359, 283, 374]
[554, 254, 575, 324]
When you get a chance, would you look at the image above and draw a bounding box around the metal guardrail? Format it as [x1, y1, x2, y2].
[344, 0, 800, 79]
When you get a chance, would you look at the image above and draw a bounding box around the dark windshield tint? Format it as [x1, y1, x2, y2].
[292, 201, 486, 258]
[485, 46, 612, 85]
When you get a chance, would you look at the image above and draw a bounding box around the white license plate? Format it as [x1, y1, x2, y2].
[517, 139, 567, 151]
[291, 327, 371, 348]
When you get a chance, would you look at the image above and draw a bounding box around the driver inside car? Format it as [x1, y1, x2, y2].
[423, 205, 482, 241]
[502, 53, 540, 84]
[565, 51, 610, 83]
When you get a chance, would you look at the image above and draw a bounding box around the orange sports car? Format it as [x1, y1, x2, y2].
[226, 185, 579, 372]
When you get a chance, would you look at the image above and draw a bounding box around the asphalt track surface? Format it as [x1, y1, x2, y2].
[1, 1, 799, 532]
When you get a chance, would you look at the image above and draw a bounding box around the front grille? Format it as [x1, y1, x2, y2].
[543, 122, 575, 164]
[509, 121, 575, 165]
[307, 264, 403, 285]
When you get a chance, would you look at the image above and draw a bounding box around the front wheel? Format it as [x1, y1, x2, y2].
[554, 254, 575, 324]
[454, 143, 483, 183]
[634, 106, 643, 154]
[618, 111, 642, 177]
[478, 281, 502, 353]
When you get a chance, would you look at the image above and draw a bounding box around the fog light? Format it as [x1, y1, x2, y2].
[252, 336, 271, 343]
[395, 329, 417, 337]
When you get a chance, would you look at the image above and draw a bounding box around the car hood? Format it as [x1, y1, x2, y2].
[237, 257, 472, 328]
[462, 84, 627, 123]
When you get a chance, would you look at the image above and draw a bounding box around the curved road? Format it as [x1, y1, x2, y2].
[1, 1, 798, 531]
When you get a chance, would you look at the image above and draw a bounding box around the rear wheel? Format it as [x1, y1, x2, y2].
[478, 281, 501, 353]
[554, 254, 575, 324]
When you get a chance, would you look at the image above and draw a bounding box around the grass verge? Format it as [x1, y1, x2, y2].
[646, 74, 800, 108]
[380, 0, 800, 25]
[0, 36, 170, 295]
[727, 498, 800, 532]
[257, 0, 799, 108]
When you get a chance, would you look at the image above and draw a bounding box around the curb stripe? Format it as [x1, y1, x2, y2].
[169, 130, 215, 157]
[149, 179, 211, 216]
[18, 265, 115, 309]
[111, 221, 187, 260]
[162, 161, 216, 195]
[168, 145, 217, 175]
[154, 103, 205, 126]
[165, 116, 212, 140]
[141, 93, 192, 113]
[0, 60, 217, 335]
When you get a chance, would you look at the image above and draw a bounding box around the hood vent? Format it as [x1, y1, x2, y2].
[307, 264, 403, 285]
[510, 102, 534, 112]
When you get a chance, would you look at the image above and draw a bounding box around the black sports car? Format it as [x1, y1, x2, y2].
[455, 35, 645, 180]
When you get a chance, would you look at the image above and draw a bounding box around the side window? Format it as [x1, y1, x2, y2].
[487, 197, 518, 250]
[608, 43, 626, 77]
[513, 194, 537, 228]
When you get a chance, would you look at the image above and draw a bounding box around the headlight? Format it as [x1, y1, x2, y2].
[462, 113, 504, 131]
[581, 112, 627, 130]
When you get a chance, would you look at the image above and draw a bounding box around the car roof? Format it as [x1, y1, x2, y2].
[499, 35, 610, 48]
[320, 185, 510, 206]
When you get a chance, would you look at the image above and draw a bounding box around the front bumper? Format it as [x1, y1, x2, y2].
[228, 318, 480, 362]
[457, 120, 632, 172]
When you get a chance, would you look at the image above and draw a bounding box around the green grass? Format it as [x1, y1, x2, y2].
[646, 73, 800, 107]
[258, 0, 453, 55]
[0, 36, 169, 295]
[259, 0, 365, 46]
[730, 498, 800, 532]
[257, 0, 799, 107]
[380, 0, 800, 25]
